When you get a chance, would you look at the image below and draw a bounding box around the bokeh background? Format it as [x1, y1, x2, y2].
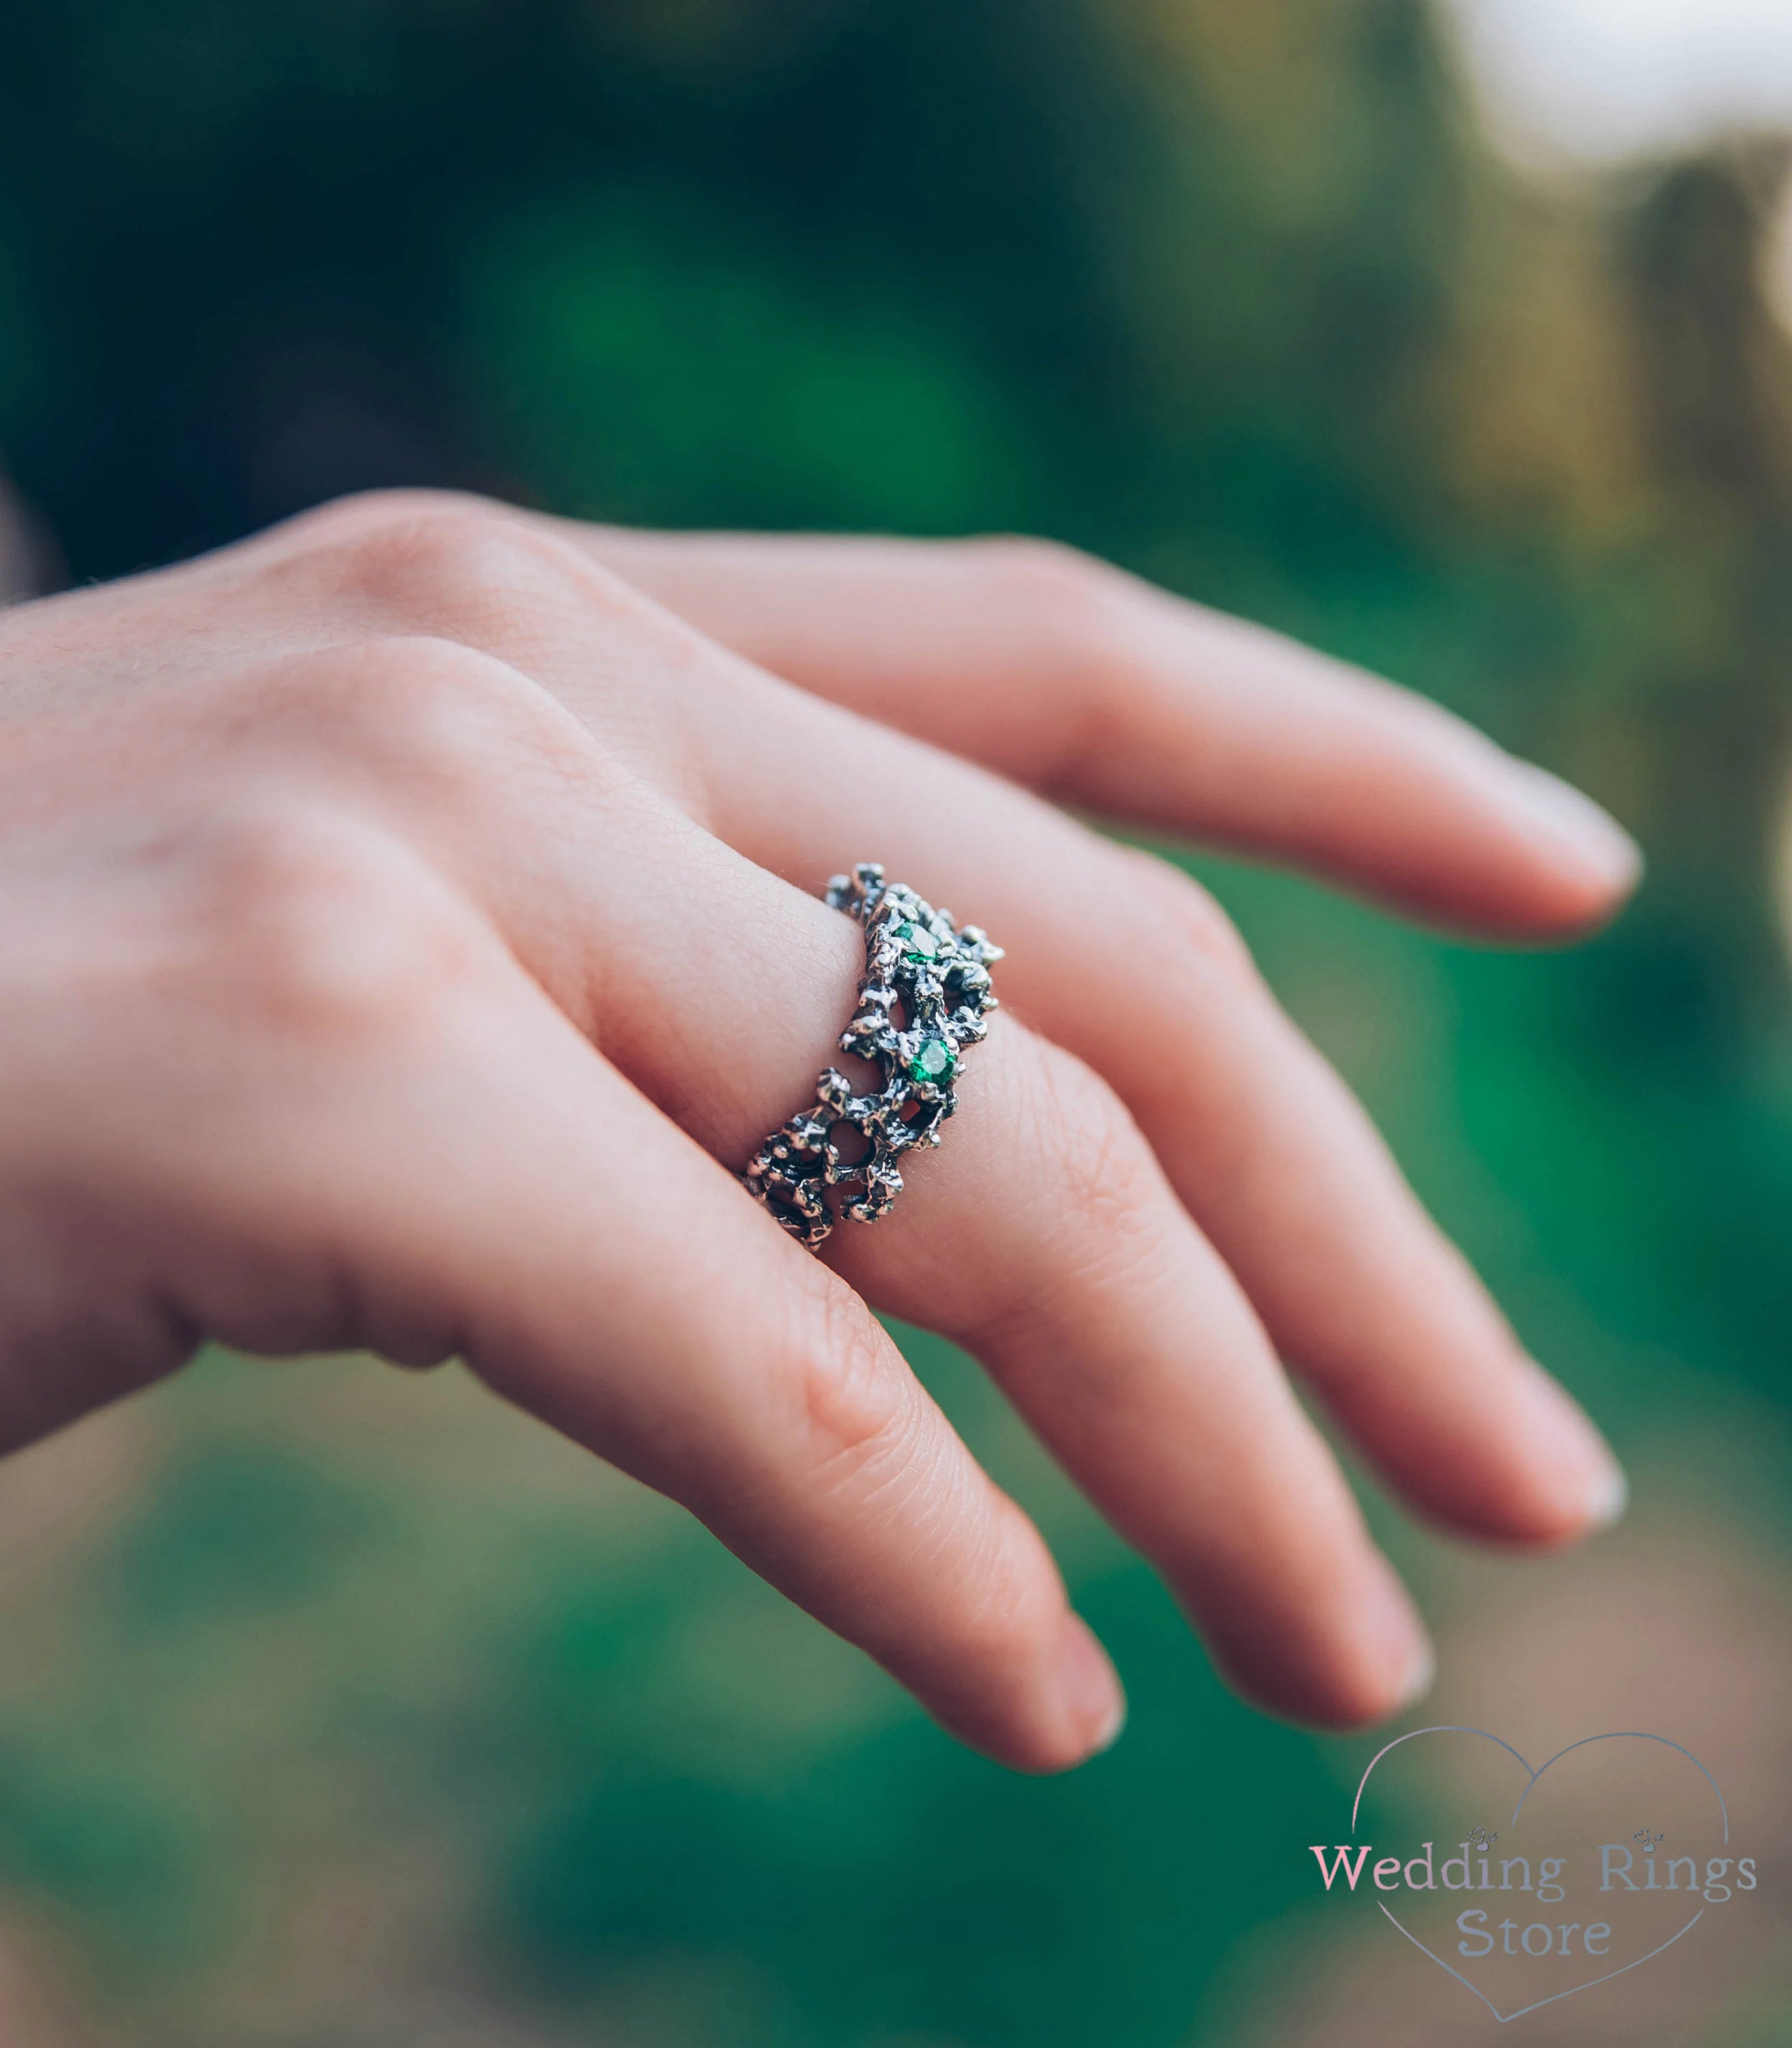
[0, 1, 1789, 2042]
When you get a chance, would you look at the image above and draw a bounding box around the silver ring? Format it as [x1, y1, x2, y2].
[743, 862, 1002, 1246]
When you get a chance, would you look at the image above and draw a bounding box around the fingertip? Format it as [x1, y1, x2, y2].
[1055, 1611, 1128, 1760]
[1412, 1365, 1627, 1552]
[1585, 1460, 1630, 1532]
[958, 1611, 1127, 1775]
[1368, 745, 1642, 940]
[1311, 1559, 1436, 1731]
[1201, 1548, 1434, 1734]
[1303, 1638, 1438, 1734]
[1498, 765, 1643, 929]
[1466, 1461, 1629, 1553]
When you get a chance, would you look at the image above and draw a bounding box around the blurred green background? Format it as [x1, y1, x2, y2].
[0, 2, 1789, 2043]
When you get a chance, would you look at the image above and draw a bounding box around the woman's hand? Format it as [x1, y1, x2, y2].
[0, 491, 1635, 1769]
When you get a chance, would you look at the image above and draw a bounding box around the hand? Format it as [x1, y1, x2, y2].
[0, 491, 1636, 1769]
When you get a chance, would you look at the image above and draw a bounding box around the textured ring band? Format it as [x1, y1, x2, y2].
[743, 862, 1002, 1246]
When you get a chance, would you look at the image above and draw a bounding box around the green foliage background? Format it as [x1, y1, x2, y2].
[0, 1, 1789, 2042]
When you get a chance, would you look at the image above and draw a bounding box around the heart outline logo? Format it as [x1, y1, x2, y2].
[1351, 1726, 1730, 2025]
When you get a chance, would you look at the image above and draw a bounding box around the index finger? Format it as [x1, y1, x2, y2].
[566, 525, 1640, 938]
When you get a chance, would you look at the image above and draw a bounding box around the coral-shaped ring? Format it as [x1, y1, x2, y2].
[742, 862, 1002, 1246]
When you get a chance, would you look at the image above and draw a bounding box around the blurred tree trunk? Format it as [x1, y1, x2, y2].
[1608, 148, 1792, 1047]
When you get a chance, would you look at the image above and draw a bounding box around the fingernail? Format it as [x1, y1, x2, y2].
[1586, 1458, 1629, 1531]
[1366, 1556, 1434, 1714]
[1058, 1615, 1126, 1756]
[1395, 1640, 1436, 1712]
[1522, 1365, 1629, 1535]
[1510, 766, 1643, 894]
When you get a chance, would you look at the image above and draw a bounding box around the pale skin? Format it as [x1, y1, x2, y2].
[0, 491, 1638, 1771]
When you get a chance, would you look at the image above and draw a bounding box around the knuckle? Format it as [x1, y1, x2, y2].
[954, 1491, 1065, 1647]
[963, 533, 1117, 631]
[279, 635, 537, 786]
[1111, 844, 1260, 987]
[296, 493, 632, 641]
[279, 486, 481, 548]
[287, 492, 680, 668]
[952, 1494, 1064, 1668]
[957, 537, 1148, 786]
[175, 805, 483, 1043]
[784, 1282, 926, 1502]
[964, 535, 1132, 666]
[338, 499, 564, 614]
[1017, 1040, 1168, 1277]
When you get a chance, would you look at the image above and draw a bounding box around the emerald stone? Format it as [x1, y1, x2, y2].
[907, 1035, 957, 1085]
[894, 919, 939, 961]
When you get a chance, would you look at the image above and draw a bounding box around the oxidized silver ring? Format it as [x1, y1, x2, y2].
[743, 862, 1002, 1246]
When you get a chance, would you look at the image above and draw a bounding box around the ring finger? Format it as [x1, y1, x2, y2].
[410, 749, 1440, 1730]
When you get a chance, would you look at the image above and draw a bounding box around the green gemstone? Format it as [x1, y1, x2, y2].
[907, 1035, 957, 1085]
[894, 919, 939, 961]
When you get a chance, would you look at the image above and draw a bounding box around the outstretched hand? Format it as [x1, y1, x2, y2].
[0, 493, 1635, 1769]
